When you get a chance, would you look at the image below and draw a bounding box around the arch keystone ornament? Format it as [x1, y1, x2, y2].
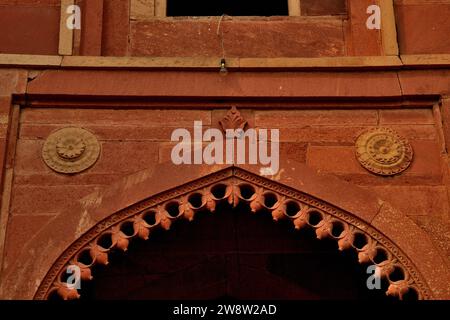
[355, 127, 413, 176]
[42, 127, 101, 174]
[32, 165, 438, 301]
[219, 106, 248, 131]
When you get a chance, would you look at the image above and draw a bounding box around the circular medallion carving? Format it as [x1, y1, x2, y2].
[355, 127, 413, 176]
[42, 127, 100, 174]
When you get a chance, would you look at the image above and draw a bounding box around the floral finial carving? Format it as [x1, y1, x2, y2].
[219, 106, 248, 132]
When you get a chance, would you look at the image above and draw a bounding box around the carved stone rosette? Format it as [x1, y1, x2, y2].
[355, 127, 413, 176]
[42, 127, 101, 174]
[35, 169, 430, 301]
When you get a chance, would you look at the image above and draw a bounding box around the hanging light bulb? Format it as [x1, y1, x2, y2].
[220, 58, 228, 76]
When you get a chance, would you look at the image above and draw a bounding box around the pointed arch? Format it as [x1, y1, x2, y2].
[1, 162, 447, 300]
[33, 165, 439, 300]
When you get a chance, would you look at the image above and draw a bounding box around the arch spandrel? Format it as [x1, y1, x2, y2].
[0, 161, 447, 300]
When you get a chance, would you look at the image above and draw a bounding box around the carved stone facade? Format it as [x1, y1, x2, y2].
[0, 0, 449, 301]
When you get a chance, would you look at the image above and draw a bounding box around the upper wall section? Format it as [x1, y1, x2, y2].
[0, 0, 449, 57]
[395, 0, 450, 55]
[0, 0, 60, 55]
[130, 18, 346, 58]
[84, 0, 354, 57]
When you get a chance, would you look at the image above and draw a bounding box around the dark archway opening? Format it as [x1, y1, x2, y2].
[72, 200, 395, 300]
[167, 0, 289, 17]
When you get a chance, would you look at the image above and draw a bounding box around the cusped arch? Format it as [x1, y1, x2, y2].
[2, 161, 447, 300]
[32, 163, 440, 300]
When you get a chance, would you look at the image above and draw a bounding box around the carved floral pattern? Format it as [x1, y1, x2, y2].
[42, 127, 101, 174]
[355, 127, 413, 176]
[56, 137, 86, 160]
[35, 168, 431, 300]
[219, 106, 248, 131]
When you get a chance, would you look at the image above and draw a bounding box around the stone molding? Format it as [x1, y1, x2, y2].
[1, 54, 450, 70]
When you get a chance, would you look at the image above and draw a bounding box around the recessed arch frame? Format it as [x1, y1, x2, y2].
[33, 166, 436, 300]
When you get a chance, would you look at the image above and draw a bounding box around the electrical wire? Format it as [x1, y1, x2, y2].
[216, 14, 230, 60]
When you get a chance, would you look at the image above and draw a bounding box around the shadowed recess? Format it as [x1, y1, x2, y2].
[74, 204, 394, 300]
[167, 0, 289, 17]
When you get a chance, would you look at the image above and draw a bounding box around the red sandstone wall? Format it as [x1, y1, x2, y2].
[130, 18, 346, 58]
[0, 1, 449, 300]
[2, 106, 449, 274]
[0, 0, 410, 57]
[2, 0, 449, 57]
[395, 0, 450, 54]
[0, 0, 60, 55]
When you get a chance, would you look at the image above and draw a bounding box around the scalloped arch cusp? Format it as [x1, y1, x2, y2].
[36, 172, 431, 301]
